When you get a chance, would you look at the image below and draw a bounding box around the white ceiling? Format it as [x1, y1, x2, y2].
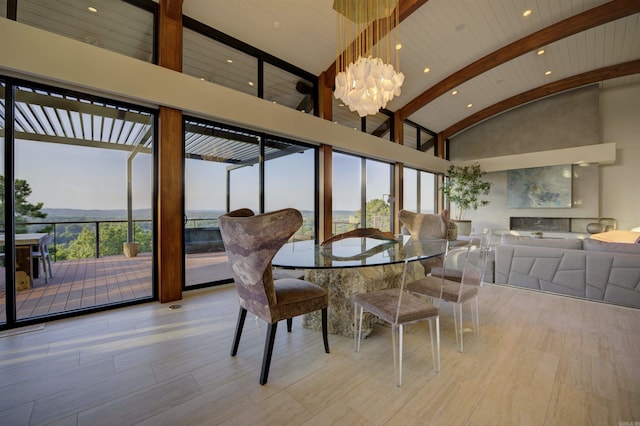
[182, 0, 640, 136]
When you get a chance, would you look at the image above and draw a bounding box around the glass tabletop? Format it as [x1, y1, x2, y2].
[272, 235, 446, 269]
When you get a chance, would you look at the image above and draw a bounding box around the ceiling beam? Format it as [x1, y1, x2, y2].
[398, 0, 640, 121]
[323, 0, 429, 85]
[163, 0, 183, 21]
[441, 59, 640, 140]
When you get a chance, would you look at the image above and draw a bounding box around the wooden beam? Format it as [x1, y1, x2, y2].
[163, 0, 183, 21]
[441, 60, 640, 140]
[157, 0, 184, 303]
[158, 0, 183, 72]
[320, 145, 333, 242]
[398, 0, 640, 121]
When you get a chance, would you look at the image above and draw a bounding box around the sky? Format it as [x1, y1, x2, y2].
[8, 137, 395, 214]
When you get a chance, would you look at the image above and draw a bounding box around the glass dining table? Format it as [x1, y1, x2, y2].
[272, 235, 446, 337]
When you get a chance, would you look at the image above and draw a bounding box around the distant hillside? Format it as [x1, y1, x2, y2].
[41, 208, 341, 222]
[42, 208, 154, 221]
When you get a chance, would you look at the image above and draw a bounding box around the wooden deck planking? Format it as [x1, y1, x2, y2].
[1, 252, 230, 321]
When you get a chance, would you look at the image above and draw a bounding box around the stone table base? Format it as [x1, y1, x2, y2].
[302, 261, 425, 338]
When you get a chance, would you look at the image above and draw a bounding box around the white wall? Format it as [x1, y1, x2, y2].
[600, 83, 640, 231]
[464, 84, 640, 234]
[0, 19, 449, 174]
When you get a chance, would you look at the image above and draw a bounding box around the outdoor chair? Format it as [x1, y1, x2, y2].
[32, 233, 54, 284]
[218, 208, 329, 385]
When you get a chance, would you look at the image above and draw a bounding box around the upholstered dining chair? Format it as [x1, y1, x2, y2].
[218, 208, 329, 385]
[406, 242, 487, 353]
[353, 238, 445, 386]
[399, 209, 453, 276]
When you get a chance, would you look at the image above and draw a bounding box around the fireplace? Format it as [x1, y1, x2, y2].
[510, 217, 571, 232]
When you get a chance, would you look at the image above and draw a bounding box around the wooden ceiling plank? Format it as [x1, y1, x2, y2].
[399, 0, 640, 121]
[441, 59, 640, 140]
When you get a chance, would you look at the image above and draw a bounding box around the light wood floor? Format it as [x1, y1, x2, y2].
[0, 283, 638, 425]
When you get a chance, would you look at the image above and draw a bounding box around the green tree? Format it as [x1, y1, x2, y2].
[0, 176, 47, 232]
[56, 222, 152, 260]
[353, 198, 391, 232]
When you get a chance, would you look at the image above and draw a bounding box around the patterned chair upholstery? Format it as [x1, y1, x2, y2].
[218, 208, 329, 385]
[399, 209, 453, 275]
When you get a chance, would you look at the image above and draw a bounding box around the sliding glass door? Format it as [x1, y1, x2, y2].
[1, 80, 155, 324]
[184, 119, 317, 287]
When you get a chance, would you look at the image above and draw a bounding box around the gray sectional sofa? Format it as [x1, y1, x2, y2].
[495, 234, 640, 308]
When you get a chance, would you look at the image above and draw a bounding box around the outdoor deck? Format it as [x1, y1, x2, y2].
[0, 252, 233, 320]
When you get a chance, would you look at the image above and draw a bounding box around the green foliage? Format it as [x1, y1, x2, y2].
[56, 222, 152, 260]
[441, 163, 492, 221]
[0, 177, 47, 233]
[353, 198, 391, 232]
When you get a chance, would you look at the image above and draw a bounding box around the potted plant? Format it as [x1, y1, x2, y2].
[441, 163, 492, 235]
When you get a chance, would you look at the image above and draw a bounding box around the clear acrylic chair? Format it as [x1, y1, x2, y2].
[407, 235, 489, 353]
[353, 238, 446, 386]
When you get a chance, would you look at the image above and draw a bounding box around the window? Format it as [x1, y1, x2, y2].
[365, 159, 392, 231]
[17, 0, 155, 62]
[6, 80, 155, 322]
[332, 152, 361, 234]
[404, 167, 437, 214]
[264, 138, 316, 240]
[263, 63, 314, 114]
[183, 119, 317, 287]
[183, 27, 258, 97]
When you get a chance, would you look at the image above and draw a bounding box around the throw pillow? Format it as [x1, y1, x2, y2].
[590, 230, 640, 244]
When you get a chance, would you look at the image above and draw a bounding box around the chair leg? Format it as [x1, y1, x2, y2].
[397, 324, 404, 387]
[455, 303, 464, 353]
[355, 304, 364, 352]
[231, 308, 247, 356]
[472, 297, 480, 336]
[322, 308, 330, 353]
[260, 322, 278, 385]
[46, 256, 53, 278]
[429, 316, 440, 372]
[39, 257, 48, 284]
[287, 318, 293, 332]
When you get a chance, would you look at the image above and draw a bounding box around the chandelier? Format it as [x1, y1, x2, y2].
[333, 0, 404, 117]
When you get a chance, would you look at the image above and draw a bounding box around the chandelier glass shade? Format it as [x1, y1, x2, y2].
[333, 0, 404, 117]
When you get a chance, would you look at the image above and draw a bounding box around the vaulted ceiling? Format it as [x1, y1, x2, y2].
[182, 0, 640, 138]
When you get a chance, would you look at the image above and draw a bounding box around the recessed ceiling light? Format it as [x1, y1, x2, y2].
[545, 70, 552, 75]
[273, 21, 280, 30]
[537, 49, 545, 55]
[451, 90, 458, 95]
[88, 6, 98, 13]
[467, 103, 473, 108]
[248, 81, 254, 86]
[423, 67, 430, 74]
[523, 10, 532, 17]
[226, 59, 233, 64]
[395, 43, 402, 50]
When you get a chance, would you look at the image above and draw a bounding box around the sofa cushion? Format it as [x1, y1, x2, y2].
[583, 238, 640, 255]
[500, 234, 583, 250]
[590, 230, 640, 244]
